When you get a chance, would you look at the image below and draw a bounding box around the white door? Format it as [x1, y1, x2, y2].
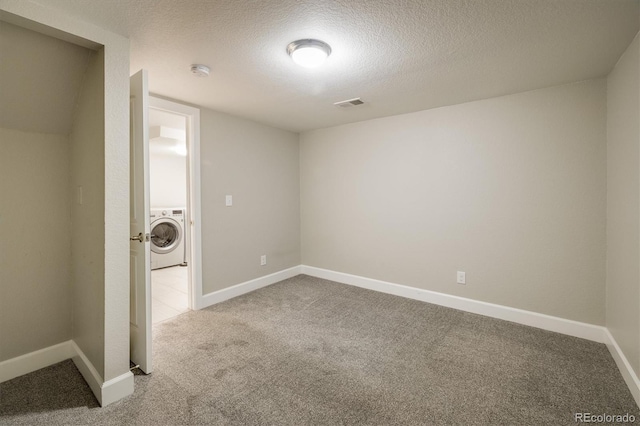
[130, 69, 152, 373]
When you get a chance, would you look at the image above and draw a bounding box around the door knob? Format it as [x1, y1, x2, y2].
[130, 232, 150, 242]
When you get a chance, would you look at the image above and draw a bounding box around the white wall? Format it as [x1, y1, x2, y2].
[149, 151, 187, 208]
[607, 33, 640, 377]
[0, 127, 72, 362]
[199, 108, 300, 294]
[69, 49, 106, 377]
[301, 79, 607, 325]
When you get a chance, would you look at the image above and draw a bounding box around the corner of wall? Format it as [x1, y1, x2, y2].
[605, 26, 640, 401]
[604, 330, 640, 408]
[71, 340, 134, 407]
[0, 0, 133, 404]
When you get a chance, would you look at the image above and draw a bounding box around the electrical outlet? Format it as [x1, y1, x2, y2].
[260, 255, 266, 266]
[457, 271, 466, 285]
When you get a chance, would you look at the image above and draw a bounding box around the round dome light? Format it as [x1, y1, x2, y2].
[287, 39, 331, 68]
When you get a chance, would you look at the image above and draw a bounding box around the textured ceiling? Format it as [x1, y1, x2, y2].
[0, 20, 91, 134]
[28, 0, 640, 132]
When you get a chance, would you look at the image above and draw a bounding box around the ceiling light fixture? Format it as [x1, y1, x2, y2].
[190, 64, 210, 77]
[287, 39, 331, 68]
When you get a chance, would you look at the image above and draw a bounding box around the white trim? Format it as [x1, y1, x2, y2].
[70, 340, 133, 407]
[70, 340, 104, 403]
[1, 268, 637, 408]
[304, 265, 640, 407]
[199, 266, 302, 309]
[604, 329, 640, 407]
[0, 340, 133, 407]
[0, 341, 75, 383]
[301, 265, 607, 343]
[148, 96, 203, 312]
[100, 370, 135, 407]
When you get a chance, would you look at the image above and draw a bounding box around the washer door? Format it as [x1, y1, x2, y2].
[150, 218, 182, 254]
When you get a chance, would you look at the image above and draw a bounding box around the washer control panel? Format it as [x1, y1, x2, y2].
[150, 209, 185, 221]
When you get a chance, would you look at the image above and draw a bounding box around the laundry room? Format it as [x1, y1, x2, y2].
[148, 108, 190, 323]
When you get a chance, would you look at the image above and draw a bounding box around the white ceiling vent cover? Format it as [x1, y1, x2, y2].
[334, 98, 364, 108]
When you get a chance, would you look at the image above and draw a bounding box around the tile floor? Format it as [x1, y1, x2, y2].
[151, 266, 189, 324]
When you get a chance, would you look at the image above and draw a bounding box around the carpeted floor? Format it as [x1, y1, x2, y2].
[1, 274, 638, 425]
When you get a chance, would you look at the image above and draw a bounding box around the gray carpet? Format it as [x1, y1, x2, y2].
[1, 274, 637, 425]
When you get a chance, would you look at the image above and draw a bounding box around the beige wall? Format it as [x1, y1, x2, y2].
[301, 80, 607, 325]
[69, 49, 106, 377]
[200, 108, 300, 294]
[0, 127, 72, 361]
[607, 33, 640, 376]
[2, 0, 131, 401]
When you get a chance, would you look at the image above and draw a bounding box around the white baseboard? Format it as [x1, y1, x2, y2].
[197, 265, 302, 310]
[301, 265, 607, 343]
[2, 266, 636, 409]
[70, 340, 103, 402]
[70, 340, 133, 407]
[301, 265, 640, 407]
[0, 339, 133, 407]
[100, 369, 134, 406]
[604, 329, 640, 407]
[0, 341, 75, 383]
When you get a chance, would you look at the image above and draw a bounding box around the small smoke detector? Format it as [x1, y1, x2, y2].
[334, 98, 364, 108]
[190, 64, 210, 77]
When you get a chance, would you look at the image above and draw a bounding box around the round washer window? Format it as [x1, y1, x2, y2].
[151, 219, 181, 254]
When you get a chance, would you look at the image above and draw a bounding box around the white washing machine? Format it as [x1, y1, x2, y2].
[150, 208, 186, 270]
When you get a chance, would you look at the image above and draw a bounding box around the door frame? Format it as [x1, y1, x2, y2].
[148, 96, 203, 310]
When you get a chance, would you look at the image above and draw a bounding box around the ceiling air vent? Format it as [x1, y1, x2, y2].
[334, 98, 364, 108]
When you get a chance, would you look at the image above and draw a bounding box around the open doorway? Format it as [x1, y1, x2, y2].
[148, 97, 202, 324]
[148, 108, 189, 323]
